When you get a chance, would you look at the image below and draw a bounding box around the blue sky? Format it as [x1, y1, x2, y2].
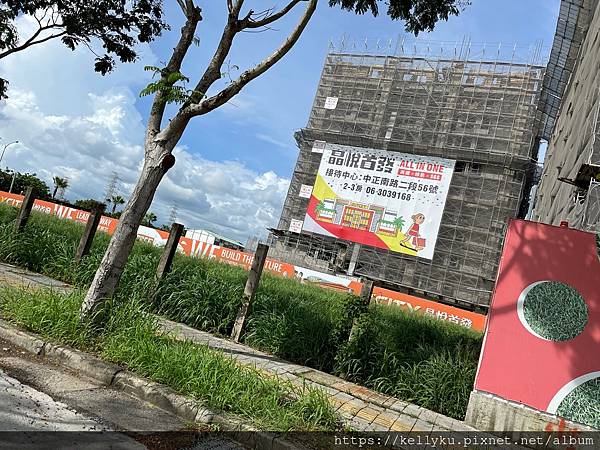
[0, 1, 560, 241]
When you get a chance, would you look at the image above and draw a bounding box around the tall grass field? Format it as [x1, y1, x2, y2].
[0, 203, 483, 420]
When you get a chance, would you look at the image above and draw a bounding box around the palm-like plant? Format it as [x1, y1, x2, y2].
[52, 176, 69, 199]
[110, 195, 125, 214]
[143, 211, 158, 227]
[392, 216, 405, 231]
[315, 201, 325, 215]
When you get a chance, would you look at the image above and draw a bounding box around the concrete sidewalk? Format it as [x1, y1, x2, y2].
[0, 262, 475, 433]
[159, 318, 473, 433]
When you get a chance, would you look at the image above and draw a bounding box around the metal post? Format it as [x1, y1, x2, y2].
[0, 141, 19, 166]
[348, 279, 374, 342]
[231, 243, 269, 342]
[155, 223, 185, 282]
[74, 207, 103, 263]
[13, 187, 35, 233]
[8, 171, 16, 193]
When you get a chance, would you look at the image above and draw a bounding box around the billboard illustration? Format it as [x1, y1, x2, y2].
[302, 144, 455, 260]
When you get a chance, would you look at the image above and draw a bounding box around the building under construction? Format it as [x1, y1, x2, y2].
[271, 40, 547, 310]
[532, 0, 600, 232]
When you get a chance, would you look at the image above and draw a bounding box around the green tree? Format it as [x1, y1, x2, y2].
[142, 211, 157, 227]
[392, 216, 405, 231]
[0, 168, 51, 199]
[80, 0, 468, 321]
[0, 0, 167, 98]
[109, 195, 126, 214]
[315, 201, 326, 215]
[0, 168, 13, 191]
[74, 198, 106, 212]
[51, 176, 69, 199]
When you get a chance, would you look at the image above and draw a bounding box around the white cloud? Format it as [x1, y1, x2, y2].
[255, 133, 293, 150]
[160, 151, 289, 240]
[0, 15, 289, 243]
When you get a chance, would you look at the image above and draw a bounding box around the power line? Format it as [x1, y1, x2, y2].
[104, 171, 120, 203]
[168, 204, 179, 224]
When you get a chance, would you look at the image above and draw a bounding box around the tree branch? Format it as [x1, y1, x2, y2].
[231, 0, 245, 17]
[146, 3, 202, 139]
[185, 0, 196, 17]
[184, 0, 317, 119]
[182, 18, 238, 108]
[181, 0, 303, 115]
[34, 7, 50, 27]
[30, 31, 68, 47]
[176, 0, 187, 14]
[244, 0, 302, 29]
[0, 28, 65, 60]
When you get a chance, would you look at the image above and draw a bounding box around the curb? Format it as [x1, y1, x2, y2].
[0, 319, 45, 355]
[0, 318, 306, 450]
[43, 341, 122, 386]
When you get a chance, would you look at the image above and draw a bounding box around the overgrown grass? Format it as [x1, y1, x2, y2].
[0, 203, 483, 419]
[0, 286, 339, 431]
[0, 285, 97, 350]
[335, 306, 481, 419]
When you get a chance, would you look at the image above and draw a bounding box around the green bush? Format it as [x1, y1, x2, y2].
[0, 202, 483, 419]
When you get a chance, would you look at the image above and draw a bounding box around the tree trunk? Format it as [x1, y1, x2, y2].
[79, 144, 169, 322]
[52, 186, 58, 199]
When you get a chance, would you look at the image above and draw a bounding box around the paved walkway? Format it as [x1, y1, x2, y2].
[159, 318, 473, 432]
[0, 262, 475, 433]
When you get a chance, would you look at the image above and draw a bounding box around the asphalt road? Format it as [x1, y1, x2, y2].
[0, 365, 148, 449]
[0, 339, 248, 450]
[0, 365, 108, 432]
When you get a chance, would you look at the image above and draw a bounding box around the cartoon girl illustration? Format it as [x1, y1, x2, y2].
[401, 213, 426, 251]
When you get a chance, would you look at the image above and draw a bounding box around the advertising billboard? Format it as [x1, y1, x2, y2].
[302, 144, 455, 260]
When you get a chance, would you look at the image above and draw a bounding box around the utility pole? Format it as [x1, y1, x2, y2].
[8, 171, 16, 193]
[104, 171, 119, 203]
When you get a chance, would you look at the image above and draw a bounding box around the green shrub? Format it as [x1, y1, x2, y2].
[244, 275, 354, 372]
[334, 305, 481, 419]
[152, 255, 247, 335]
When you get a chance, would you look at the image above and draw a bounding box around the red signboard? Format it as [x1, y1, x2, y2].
[475, 219, 600, 422]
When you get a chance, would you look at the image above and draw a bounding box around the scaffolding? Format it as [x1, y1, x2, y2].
[537, 0, 597, 141]
[272, 39, 547, 310]
[532, 0, 600, 234]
